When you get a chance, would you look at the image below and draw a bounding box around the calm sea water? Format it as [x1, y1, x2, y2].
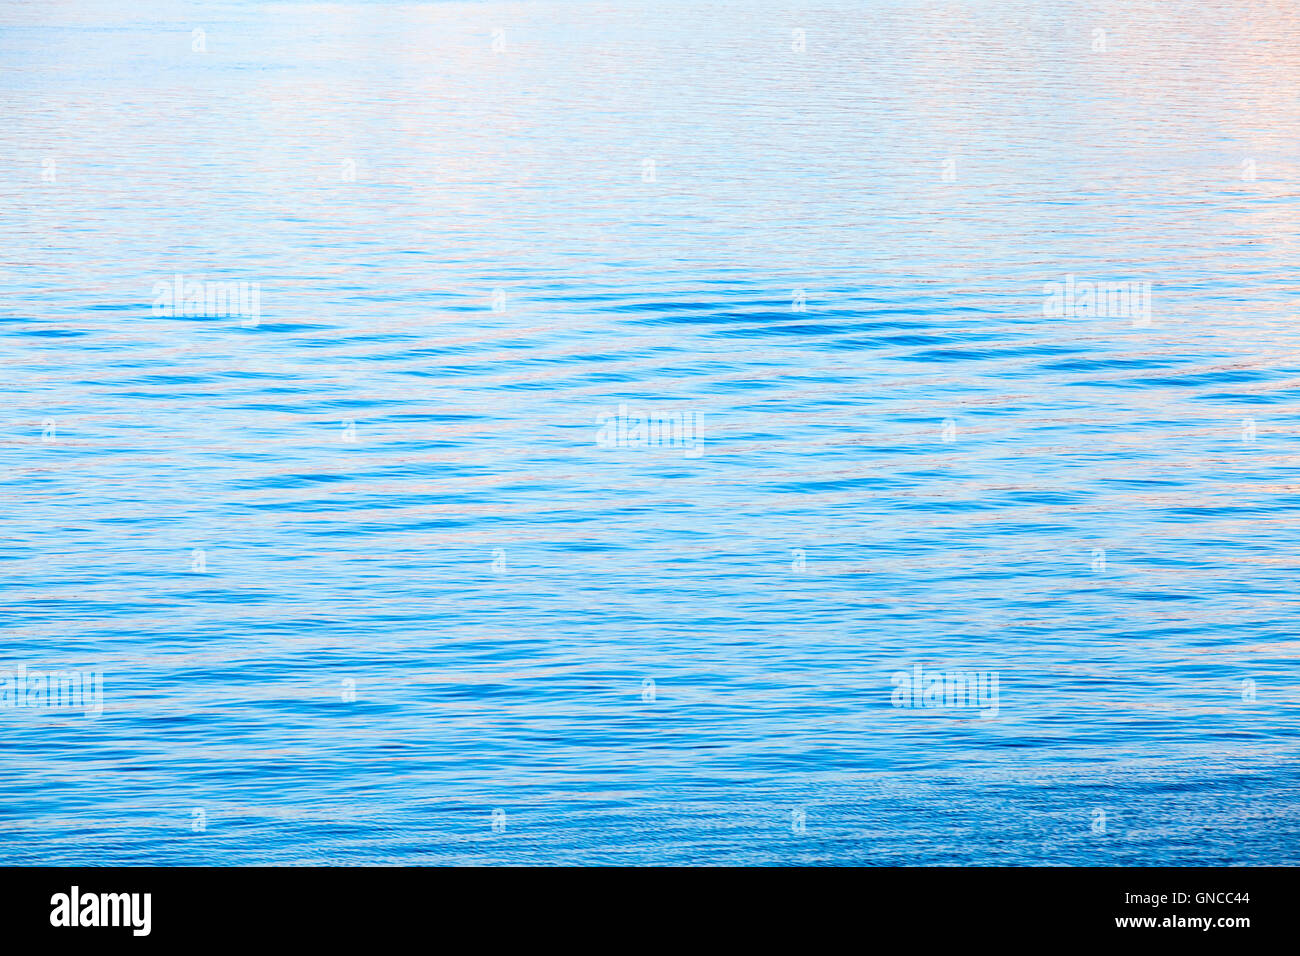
[2, 0, 1299, 865]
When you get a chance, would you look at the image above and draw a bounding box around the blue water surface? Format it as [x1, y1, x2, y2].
[1, 0, 1299, 864]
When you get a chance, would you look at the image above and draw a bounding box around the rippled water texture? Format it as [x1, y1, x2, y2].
[2, 0, 1300, 864]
